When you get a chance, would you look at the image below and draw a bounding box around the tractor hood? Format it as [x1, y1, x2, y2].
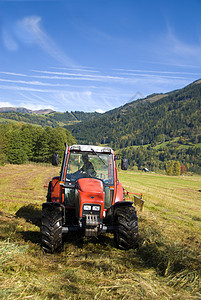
[77, 178, 104, 193]
[76, 178, 105, 219]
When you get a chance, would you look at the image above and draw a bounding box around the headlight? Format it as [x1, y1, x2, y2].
[83, 205, 91, 211]
[92, 206, 100, 211]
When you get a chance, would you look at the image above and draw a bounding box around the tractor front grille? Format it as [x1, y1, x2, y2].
[82, 204, 101, 219]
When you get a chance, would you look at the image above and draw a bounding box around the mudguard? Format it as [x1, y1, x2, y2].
[114, 182, 124, 203]
[50, 176, 61, 203]
[113, 201, 133, 207]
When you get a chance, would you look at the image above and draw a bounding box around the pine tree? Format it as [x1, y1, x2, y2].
[36, 130, 49, 162]
[20, 125, 34, 160]
[166, 161, 174, 175]
[0, 125, 7, 165]
[173, 161, 181, 176]
[5, 127, 28, 164]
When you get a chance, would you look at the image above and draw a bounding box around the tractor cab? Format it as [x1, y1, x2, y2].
[64, 146, 116, 210]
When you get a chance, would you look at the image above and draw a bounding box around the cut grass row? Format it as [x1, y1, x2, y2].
[0, 164, 200, 299]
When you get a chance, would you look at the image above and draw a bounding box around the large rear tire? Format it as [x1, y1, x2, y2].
[114, 205, 138, 250]
[41, 204, 63, 253]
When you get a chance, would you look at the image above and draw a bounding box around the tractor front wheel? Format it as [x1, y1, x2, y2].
[41, 204, 63, 253]
[114, 205, 138, 250]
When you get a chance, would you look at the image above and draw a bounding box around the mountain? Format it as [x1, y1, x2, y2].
[0, 107, 55, 114]
[64, 80, 201, 173]
[65, 80, 201, 148]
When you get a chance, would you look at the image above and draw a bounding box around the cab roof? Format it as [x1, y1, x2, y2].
[70, 144, 114, 154]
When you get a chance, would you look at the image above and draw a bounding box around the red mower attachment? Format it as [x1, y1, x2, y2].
[124, 189, 145, 212]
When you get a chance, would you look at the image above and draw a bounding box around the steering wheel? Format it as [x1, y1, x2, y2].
[80, 170, 92, 178]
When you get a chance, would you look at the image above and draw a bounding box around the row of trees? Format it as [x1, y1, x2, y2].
[0, 123, 200, 174]
[0, 124, 75, 165]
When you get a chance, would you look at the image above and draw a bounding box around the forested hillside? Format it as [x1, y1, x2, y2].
[0, 110, 100, 127]
[66, 80, 201, 173]
[66, 81, 201, 147]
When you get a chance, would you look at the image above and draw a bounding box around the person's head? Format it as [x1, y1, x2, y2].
[82, 153, 89, 163]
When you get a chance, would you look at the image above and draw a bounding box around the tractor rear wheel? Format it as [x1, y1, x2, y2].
[114, 205, 138, 250]
[41, 204, 63, 253]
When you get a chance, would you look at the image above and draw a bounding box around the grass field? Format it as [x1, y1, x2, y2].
[0, 164, 200, 299]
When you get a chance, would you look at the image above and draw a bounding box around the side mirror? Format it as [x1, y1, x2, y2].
[52, 153, 59, 166]
[121, 158, 128, 170]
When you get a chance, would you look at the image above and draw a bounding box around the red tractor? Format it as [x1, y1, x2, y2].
[41, 144, 139, 253]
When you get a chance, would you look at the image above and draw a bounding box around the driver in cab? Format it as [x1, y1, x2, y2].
[80, 153, 96, 177]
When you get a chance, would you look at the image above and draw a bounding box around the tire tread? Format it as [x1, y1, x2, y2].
[41, 204, 62, 253]
[114, 205, 138, 250]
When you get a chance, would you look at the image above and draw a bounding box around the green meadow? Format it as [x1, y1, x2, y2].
[0, 164, 200, 299]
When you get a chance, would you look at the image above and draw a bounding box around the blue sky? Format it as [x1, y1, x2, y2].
[0, 0, 201, 112]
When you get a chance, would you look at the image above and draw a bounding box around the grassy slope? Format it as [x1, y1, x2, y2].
[0, 164, 200, 299]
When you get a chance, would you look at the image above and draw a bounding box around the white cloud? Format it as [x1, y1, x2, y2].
[0, 101, 15, 107]
[0, 84, 54, 93]
[155, 26, 201, 67]
[0, 78, 73, 87]
[51, 90, 110, 112]
[19, 102, 55, 111]
[51, 66, 100, 73]
[15, 16, 76, 66]
[114, 68, 201, 76]
[166, 28, 199, 57]
[0, 71, 27, 77]
[2, 29, 18, 51]
[95, 108, 104, 113]
[31, 69, 138, 84]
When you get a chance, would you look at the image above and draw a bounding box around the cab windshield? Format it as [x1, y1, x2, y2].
[65, 151, 114, 185]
